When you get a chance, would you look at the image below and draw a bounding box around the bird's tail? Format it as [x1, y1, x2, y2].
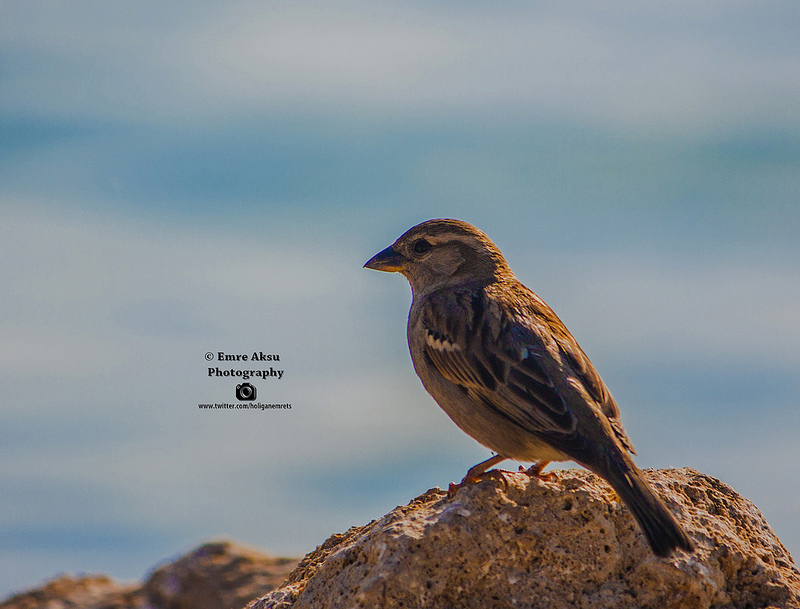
[595, 452, 694, 557]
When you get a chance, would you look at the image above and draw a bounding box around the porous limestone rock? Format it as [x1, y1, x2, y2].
[249, 468, 800, 609]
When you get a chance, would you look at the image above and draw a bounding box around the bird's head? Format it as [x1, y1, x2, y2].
[364, 219, 512, 296]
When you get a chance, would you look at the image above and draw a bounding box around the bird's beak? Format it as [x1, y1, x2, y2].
[364, 246, 407, 273]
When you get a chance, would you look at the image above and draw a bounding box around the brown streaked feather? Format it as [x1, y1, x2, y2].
[420, 282, 636, 456]
[488, 280, 637, 455]
[420, 289, 578, 438]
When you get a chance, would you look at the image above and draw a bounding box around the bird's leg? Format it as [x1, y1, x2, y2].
[448, 454, 508, 497]
[520, 460, 556, 482]
[464, 453, 508, 481]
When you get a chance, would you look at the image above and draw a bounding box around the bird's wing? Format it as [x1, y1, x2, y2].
[420, 285, 636, 457]
[419, 289, 578, 437]
[539, 298, 636, 455]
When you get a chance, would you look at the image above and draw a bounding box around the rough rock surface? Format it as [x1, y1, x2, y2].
[250, 468, 800, 609]
[0, 540, 299, 609]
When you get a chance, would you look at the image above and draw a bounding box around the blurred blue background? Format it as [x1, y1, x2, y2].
[1, 1, 799, 597]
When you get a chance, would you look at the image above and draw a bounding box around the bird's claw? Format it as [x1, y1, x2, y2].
[519, 461, 556, 482]
[447, 469, 511, 498]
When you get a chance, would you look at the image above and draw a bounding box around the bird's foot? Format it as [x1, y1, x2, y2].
[448, 469, 512, 498]
[447, 454, 509, 498]
[519, 460, 555, 482]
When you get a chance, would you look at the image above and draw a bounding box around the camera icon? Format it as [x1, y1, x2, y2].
[235, 382, 257, 401]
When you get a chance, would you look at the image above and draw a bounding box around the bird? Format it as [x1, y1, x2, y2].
[364, 218, 694, 557]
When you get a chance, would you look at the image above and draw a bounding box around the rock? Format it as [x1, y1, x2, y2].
[0, 575, 143, 609]
[0, 540, 299, 609]
[144, 540, 297, 609]
[249, 468, 800, 609]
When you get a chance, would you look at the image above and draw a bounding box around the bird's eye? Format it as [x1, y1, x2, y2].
[412, 239, 432, 255]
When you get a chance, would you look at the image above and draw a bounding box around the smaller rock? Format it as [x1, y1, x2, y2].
[0, 540, 300, 609]
[144, 540, 298, 609]
[0, 574, 143, 609]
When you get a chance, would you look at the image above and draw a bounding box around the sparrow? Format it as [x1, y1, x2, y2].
[364, 218, 694, 557]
